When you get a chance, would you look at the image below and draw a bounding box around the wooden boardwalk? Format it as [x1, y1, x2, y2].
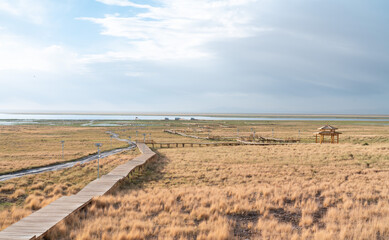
[164, 129, 300, 144]
[0, 143, 156, 240]
[164, 129, 209, 140]
[148, 142, 243, 148]
[145, 141, 291, 149]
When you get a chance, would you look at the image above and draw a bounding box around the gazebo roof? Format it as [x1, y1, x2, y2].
[318, 125, 338, 131]
[315, 131, 342, 135]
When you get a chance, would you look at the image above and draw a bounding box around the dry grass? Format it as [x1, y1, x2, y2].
[1, 121, 386, 174]
[53, 140, 389, 239]
[0, 125, 128, 174]
[0, 149, 139, 230]
[168, 121, 389, 144]
[0, 122, 213, 174]
[2, 120, 388, 239]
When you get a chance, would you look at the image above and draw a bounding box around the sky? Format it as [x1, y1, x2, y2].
[0, 0, 388, 114]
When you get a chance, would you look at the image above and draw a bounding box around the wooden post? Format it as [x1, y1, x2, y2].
[176, 143, 178, 148]
[191, 143, 193, 147]
[168, 144, 170, 148]
[315, 134, 318, 143]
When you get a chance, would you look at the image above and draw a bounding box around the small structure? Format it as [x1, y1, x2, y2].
[314, 125, 341, 144]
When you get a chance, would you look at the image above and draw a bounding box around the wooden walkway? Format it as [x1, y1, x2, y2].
[164, 129, 300, 144]
[0, 143, 156, 240]
[148, 142, 242, 148]
[145, 141, 291, 149]
[164, 129, 209, 140]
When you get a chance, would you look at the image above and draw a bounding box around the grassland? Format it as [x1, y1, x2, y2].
[173, 120, 389, 144]
[0, 125, 128, 174]
[1, 120, 387, 175]
[45, 122, 389, 240]
[0, 148, 139, 230]
[1, 119, 388, 239]
[0, 121, 217, 175]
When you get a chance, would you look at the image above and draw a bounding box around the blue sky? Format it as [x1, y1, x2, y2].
[0, 0, 388, 114]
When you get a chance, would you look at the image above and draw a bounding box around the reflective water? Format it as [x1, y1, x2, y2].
[0, 113, 388, 123]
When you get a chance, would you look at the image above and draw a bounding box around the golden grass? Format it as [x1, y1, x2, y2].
[0, 149, 139, 230]
[0, 122, 212, 174]
[170, 121, 389, 144]
[0, 125, 128, 174]
[51, 141, 389, 239]
[2, 120, 388, 239]
[1, 121, 386, 174]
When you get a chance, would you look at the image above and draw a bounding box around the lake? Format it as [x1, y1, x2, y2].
[0, 113, 388, 124]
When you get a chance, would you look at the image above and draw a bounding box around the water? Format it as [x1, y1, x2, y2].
[0, 120, 38, 125]
[0, 113, 388, 124]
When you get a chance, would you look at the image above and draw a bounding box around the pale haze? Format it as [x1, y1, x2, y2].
[0, 0, 388, 114]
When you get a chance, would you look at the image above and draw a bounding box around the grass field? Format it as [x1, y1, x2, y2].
[1, 120, 388, 239]
[44, 122, 389, 239]
[0, 125, 129, 174]
[1, 120, 387, 174]
[0, 148, 139, 230]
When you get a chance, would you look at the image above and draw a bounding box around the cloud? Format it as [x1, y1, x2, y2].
[0, 0, 388, 114]
[0, 33, 85, 73]
[79, 0, 265, 62]
[0, 0, 47, 24]
[96, 0, 153, 9]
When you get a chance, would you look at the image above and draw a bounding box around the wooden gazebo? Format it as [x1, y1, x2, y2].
[314, 125, 341, 144]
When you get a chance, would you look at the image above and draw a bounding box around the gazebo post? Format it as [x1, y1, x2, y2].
[315, 134, 318, 143]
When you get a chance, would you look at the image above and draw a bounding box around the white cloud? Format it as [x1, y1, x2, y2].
[80, 0, 265, 62]
[125, 72, 144, 77]
[0, 0, 47, 24]
[96, 0, 153, 9]
[0, 34, 85, 73]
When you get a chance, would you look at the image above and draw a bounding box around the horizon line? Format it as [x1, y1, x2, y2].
[1, 111, 388, 118]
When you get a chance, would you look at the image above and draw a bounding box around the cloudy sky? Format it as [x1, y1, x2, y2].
[0, 0, 388, 114]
